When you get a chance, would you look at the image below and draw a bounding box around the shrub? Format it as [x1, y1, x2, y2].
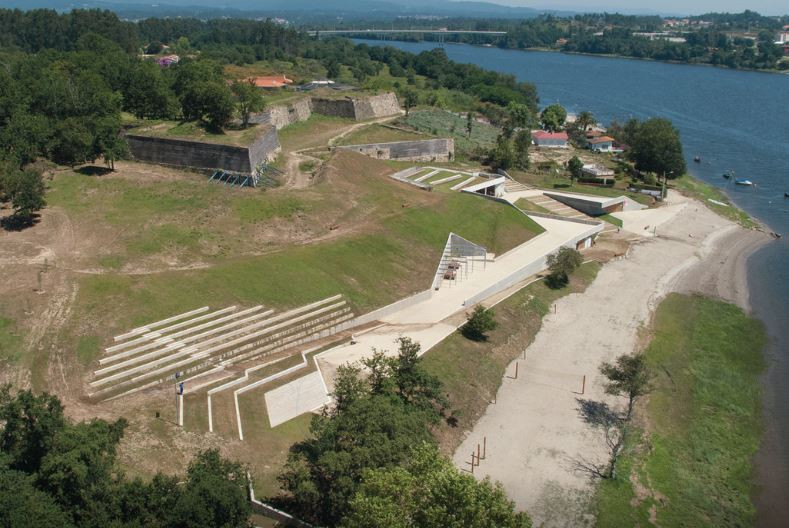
[545, 246, 583, 289]
[461, 305, 498, 342]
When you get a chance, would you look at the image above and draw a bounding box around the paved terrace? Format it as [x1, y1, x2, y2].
[315, 213, 601, 388]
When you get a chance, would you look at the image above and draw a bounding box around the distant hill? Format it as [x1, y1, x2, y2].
[0, 0, 573, 20]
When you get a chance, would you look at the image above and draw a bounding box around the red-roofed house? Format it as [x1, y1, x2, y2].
[249, 75, 294, 89]
[588, 135, 616, 152]
[532, 130, 569, 148]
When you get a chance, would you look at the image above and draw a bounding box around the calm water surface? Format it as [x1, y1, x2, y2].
[356, 39, 789, 526]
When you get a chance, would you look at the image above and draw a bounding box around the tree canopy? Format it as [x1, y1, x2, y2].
[628, 118, 686, 178]
[341, 443, 531, 528]
[540, 103, 567, 132]
[0, 386, 251, 528]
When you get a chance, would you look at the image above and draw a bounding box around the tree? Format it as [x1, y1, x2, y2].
[93, 116, 128, 170]
[600, 354, 651, 419]
[576, 110, 596, 132]
[539, 103, 567, 132]
[231, 80, 265, 128]
[341, 443, 531, 528]
[466, 112, 473, 138]
[402, 88, 418, 117]
[0, 167, 46, 227]
[568, 155, 584, 183]
[461, 305, 498, 342]
[279, 396, 435, 526]
[506, 102, 535, 131]
[513, 130, 531, 170]
[145, 41, 163, 54]
[181, 81, 235, 131]
[629, 117, 686, 179]
[545, 246, 583, 288]
[487, 134, 515, 171]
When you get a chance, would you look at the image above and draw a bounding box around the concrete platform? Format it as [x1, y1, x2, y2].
[264, 371, 329, 428]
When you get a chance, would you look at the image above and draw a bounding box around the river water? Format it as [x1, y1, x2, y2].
[355, 39, 789, 526]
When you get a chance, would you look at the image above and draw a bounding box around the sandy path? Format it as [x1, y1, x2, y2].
[452, 193, 771, 526]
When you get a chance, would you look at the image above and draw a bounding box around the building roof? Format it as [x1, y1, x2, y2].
[589, 136, 615, 144]
[250, 75, 293, 88]
[532, 131, 568, 140]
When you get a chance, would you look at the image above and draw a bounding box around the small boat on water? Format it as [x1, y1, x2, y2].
[735, 178, 753, 186]
[723, 170, 734, 179]
[694, 156, 701, 163]
[784, 192, 789, 198]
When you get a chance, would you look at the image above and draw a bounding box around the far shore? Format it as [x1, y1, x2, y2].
[453, 190, 772, 526]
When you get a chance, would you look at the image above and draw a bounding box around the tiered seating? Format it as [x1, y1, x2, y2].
[90, 295, 355, 400]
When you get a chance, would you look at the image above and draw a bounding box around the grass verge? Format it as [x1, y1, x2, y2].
[423, 261, 601, 453]
[599, 213, 623, 228]
[673, 174, 757, 229]
[594, 293, 766, 527]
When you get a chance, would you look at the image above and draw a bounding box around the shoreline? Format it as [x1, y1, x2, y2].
[452, 192, 772, 526]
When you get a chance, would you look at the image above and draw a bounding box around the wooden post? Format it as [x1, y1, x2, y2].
[515, 362, 519, 379]
[581, 375, 586, 395]
[482, 436, 487, 459]
[477, 443, 481, 465]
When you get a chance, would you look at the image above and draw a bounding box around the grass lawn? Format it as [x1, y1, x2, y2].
[423, 262, 601, 453]
[599, 213, 623, 227]
[0, 317, 23, 363]
[335, 123, 426, 146]
[277, 113, 356, 151]
[672, 174, 757, 228]
[594, 293, 766, 527]
[510, 170, 654, 206]
[127, 119, 266, 147]
[515, 198, 551, 214]
[51, 154, 544, 371]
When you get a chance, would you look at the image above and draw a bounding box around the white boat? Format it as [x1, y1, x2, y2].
[735, 178, 753, 186]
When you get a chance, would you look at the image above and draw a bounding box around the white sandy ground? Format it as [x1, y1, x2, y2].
[452, 190, 772, 526]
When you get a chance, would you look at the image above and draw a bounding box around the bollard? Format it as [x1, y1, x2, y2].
[483, 436, 487, 459]
[477, 443, 481, 464]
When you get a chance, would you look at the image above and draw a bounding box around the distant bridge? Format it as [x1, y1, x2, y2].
[307, 29, 507, 39]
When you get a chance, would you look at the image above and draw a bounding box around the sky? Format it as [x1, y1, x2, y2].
[490, 0, 787, 16]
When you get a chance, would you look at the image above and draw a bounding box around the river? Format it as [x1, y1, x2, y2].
[354, 38, 789, 526]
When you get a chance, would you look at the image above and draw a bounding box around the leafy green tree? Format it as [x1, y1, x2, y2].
[122, 61, 179, 119]
[0, 460, 72, 528]
[576, 110, 596, 132]
[181, 82, 235, 131]
[279, 396, 434, 526]
[93, 116, 128, 170]
[10, 170, 46, 223]
[545, 246, 583, 288]
[600, 354, 652, 419]
[402, 88, 418, 117]
[170, 450, 251, 528]
[466, 112, 474, 138]
[568, 155, 584, 183]
[540, 103, 567, 132]
[231, 80, 265, 128]
[629, 118, 686, 179]
[488, 134, 515, 171]
[145, 41, 164, 54]
[506, 102, 535, 132]
[0, 386, 66, 474]
[0, 112, 51, 166]
[462, 305, 498, 342]
[51, 118, 94, 166]
[514, 130, 531, 170]
[341, 443, 531, 528]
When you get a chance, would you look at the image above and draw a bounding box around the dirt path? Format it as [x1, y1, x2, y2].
[452, 194, 770, 526]
[281, 113, 403, 189]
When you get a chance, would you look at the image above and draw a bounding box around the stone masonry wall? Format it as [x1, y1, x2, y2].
[337, 138, 454, 162]
[259, 97, 313, 129]
[352, 92, 400, 120]
[127, 126, 280, 174]
[311, 97, 357, 119]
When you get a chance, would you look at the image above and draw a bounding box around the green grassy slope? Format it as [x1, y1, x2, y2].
[595, 293, 766, 527]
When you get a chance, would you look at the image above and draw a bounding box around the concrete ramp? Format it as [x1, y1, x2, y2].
[264, 371, 329, 427]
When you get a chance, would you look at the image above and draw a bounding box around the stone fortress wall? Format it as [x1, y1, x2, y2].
[126, 126, 280, 174]
[127, 92, 400, 174]
[337, 138, 454, 162]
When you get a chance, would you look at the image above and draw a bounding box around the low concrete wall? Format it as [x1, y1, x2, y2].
[126, 127, 280, 174]
[544, 192, 624, 216]
[337, 138, 454, 162]
[351, 289, 434, 327]
[463, 223, 603, 307]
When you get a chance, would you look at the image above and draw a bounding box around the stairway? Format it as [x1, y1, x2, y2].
[503, 180, 532, 193]
[529, 194, 618, 234]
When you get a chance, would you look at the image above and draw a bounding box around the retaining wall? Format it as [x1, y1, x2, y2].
[258, 97, 313, 129]
[337, 138, 454, 162]
[350, 289, 434, 327]
[312, 92, 400, 121]
[126, 126, 280, 174]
